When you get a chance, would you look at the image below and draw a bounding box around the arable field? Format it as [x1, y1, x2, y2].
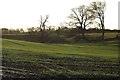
[2, 38, 119, 79]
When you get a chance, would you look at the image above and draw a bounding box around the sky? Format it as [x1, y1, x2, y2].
[0, 0, 119, 30]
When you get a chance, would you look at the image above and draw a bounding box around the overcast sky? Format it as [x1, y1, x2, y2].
[0, 0, 119, 30]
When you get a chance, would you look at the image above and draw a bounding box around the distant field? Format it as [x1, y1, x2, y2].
[2, 32, 119, 44]
[86, 32, 118, 38]
[2, 39, 119, 79]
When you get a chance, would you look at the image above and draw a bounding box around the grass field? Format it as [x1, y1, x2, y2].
[2, 38, 119, 79]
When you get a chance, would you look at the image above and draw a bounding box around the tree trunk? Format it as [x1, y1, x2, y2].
[101, 24, 105, 40]
[102, 28, 104, 40]
[82, 31, 85, 39]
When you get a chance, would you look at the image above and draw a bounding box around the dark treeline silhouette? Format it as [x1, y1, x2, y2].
[1, 27, 119, 43]
[1, 28, 24, 34]
[1, 1, 120, 43]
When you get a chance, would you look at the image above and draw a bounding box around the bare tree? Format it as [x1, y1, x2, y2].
[68, 5, 94, 39]
[39, 15, 49, 31]
[90, 1, 106, 39]
[38, 15, 49, 42]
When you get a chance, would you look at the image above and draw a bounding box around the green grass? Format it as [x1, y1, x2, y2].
[2, 38, 118, 58]
[2, 38, 119, 78]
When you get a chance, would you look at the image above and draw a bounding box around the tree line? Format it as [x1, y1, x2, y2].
[1, 1, 119, 43]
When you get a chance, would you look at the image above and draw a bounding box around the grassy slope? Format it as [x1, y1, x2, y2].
[2, 38, 119, 78]
[2, 39, 118, 58]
